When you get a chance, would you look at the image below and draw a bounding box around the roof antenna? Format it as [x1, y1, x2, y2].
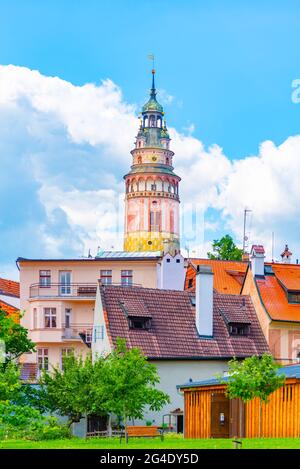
[271, 232, 275, 263]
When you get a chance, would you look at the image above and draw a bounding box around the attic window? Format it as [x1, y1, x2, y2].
[176, 259, 180, 263]
[288, 292, 300, 304]
[128, 316, 151, 330]
[229, 323, 250, 336]
[166, 258, 171, 263]
[264, 265, 274, 275]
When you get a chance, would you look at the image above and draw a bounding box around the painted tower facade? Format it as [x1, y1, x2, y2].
[124, 70, 181, 253]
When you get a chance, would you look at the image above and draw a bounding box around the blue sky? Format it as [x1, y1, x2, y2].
[1, 0, 299, 156]
[1, 0, 300, 278]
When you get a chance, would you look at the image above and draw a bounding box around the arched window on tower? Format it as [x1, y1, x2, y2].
[157, 116, 162, 128]
[137, 156, 142, 164]
[149, 115, 156, 127]
[166, 157, 169, 165]
[138, 141, 141, 148]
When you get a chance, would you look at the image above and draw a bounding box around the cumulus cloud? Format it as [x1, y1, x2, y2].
[0, 64, 299, 279]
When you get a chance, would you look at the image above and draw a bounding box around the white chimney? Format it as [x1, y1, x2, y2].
[250, 245, 265, 276]
[195, 264, 214, 337]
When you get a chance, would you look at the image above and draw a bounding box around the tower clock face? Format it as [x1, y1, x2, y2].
[152, 156, 157, 161]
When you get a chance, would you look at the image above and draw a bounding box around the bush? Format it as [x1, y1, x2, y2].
[31, 419, 71, 440]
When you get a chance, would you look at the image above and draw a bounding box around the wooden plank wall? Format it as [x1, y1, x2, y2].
[184, 387, 224, 439]
[245, 382, 300, 438]
[183, 381, 300, 439]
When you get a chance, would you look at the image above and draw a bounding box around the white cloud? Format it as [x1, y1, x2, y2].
[1, 64, 300, 277]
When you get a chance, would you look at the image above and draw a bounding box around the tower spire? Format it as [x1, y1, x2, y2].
[150, 69, 156, 98]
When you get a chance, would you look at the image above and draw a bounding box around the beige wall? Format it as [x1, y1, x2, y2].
[19, 259, 158, 368]
[242, 270, 300, 363]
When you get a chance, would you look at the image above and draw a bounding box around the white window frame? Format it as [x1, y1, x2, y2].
[100, 270, 112, 285]
[39, 270, 51, 288]
[44, 307, 57, 328]
[61, 348, 74, 370]
[37, 348, 49, 371]
[121, 270, 133, 286]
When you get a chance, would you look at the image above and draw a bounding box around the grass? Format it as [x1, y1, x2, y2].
[1, 434, 300, 449]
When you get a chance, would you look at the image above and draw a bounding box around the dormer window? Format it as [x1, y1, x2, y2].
[288, 292, 300, 303]
[229, 323, 250, 336]
[128, 316, 152, 330]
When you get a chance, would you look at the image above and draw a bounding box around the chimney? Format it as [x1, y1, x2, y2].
[195, 264, 214, 337]
[250, 245, 265, 277]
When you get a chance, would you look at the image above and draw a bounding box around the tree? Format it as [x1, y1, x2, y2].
[222, 354, 285, 437]
[0, 309, 35, 367]
[38, 353, 107, 428]
[100, 338, 170, 438]
[207, 234, 243, 261]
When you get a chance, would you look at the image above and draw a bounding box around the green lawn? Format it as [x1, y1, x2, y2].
[1, 434, 300, 449]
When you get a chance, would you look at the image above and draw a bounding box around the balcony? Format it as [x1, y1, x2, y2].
[30, 324, 93, 345]
[29, 283, 98, 300]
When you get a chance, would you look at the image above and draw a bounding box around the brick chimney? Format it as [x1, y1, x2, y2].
[250, 245, 265, 277]
[195, 264, 214, 337]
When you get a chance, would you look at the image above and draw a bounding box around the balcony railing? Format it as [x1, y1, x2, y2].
[29, 283, 98, 299]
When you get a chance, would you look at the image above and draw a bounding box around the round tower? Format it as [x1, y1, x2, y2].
[123, 70, 181, 254]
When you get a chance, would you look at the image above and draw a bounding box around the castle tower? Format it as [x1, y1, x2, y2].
[123, 70, 181, 254]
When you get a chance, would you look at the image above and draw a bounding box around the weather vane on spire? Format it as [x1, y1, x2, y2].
[147, 54, 155, 74]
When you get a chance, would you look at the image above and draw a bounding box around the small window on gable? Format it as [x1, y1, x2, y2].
[128, 316, 151, 330]
[188, 279, 193, 289]
[176, 259, 180, 263]
[229, 323, 250, 336]
[166, 258, 171, 263]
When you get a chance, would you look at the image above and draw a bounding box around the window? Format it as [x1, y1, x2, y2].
[176, 259, 180, 263]
[188, 279, 193, 289]
[37, 348, 48, 371]
[121, 270, 133, 286]
[85, 330, 92, 344]
[61, 348, 74, 370]
[150, 211, 161, 231]
[100, 270, 112, 285]
[39, 270, 51, 287]
[166, 258, 171, 263]
[151, 184, 157, 191]
[65, 308, 71, 329]
[229, 323, 250, 336]
[288, 292, 300, 303]
[59, 271, 71, 295]
[33, 308, 38, 329]
[128, 317, 151, 330]
[44, 308, 57, 328]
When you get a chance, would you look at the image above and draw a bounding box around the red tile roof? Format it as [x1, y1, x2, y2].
[251, 245, 265, 255]
[0, 300, 19, 322]
[255, 263, 300, 322]
[100, 285, 269, 359]
[0, 277, 20, 297]
[185, 259, 247, 294]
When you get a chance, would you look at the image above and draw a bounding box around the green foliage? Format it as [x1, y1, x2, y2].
[100, 338, 170, 424]
[223, 354, 285, 403]
[207, 234, 243, 261]
[38, 352, 107, 426]
[0, 362, 21, 402]
[0, 309, 35, 366]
